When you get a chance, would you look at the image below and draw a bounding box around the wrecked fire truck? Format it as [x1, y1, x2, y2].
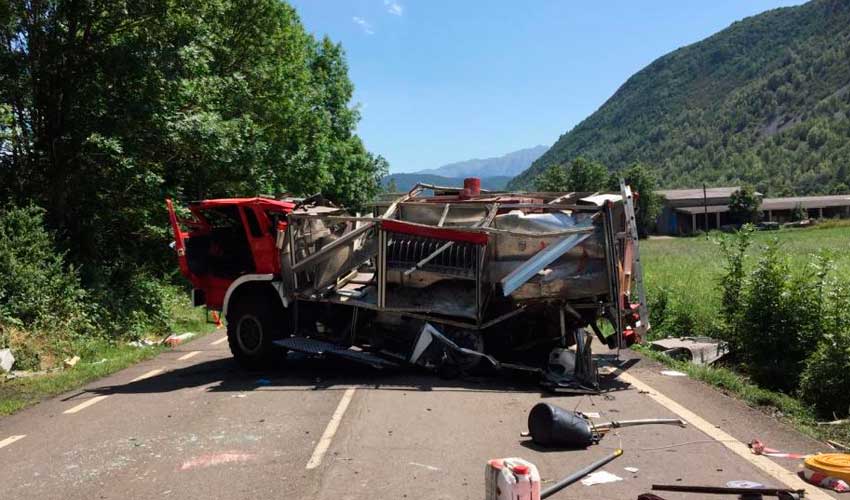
[166, 178, 648, 392]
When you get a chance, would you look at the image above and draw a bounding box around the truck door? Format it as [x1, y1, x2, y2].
[240, 204, 279, 274]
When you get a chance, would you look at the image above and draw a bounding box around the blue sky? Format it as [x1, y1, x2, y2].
[290, 0, 804, 173]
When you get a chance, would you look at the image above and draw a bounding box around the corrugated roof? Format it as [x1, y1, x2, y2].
[656, 187, 750, 201]
[762, 195, 850, 210]
[675, 205, 730, 215]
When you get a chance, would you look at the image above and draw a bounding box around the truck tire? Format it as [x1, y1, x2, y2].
[226, 294, 285, 369]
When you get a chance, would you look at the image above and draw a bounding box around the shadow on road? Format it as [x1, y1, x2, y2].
[79, 347, 641, 399]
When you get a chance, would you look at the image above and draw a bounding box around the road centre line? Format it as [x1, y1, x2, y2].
[615, 370, 832, 500]
[63, 395, 110, 415]
[0, 435, 26, 450]
[178, 351, 200, 361]
[131, 368, 164, 382]
[211, 336, 228, 346]
[306, 387, 357, 470]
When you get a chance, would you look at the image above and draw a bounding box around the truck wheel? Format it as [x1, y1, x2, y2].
[226, 294, 284, 369]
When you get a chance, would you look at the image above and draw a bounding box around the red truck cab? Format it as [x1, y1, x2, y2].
[166, 197, 295, 311]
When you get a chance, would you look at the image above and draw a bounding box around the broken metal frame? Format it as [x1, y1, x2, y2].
[283, 183, 635, 351]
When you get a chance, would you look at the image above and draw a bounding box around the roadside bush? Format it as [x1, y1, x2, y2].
[733, 241, 828, 391]
[0, 205, 95, 368]
[799, 328, 850, 418]
[715, 225, 753, 350]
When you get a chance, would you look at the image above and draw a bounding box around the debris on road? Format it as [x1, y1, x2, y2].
[749, 439, 812, 459]
[163, 333, 194, 347]
[660, 370, 687, 377]
[484, 457, 540, 500]
[539, 448, 623, 499]
[0, 348, 14, 373]
[800, 468, 850, 493]
[726, 480, 764, 489]
[624, 466, 640, 473]
[580, 470, 622, 486]
[652, 483, 805, 498]
[527, 402, 686, 449]
[804, 453, 850, 483]
[649, 337, 728, 365]
[179, 451, 256, 471]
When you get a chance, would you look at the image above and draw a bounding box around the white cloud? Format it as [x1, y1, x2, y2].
[352, 16, 375, 35]
[384, 0, 403, 16]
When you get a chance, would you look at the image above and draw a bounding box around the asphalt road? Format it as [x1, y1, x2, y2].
[0, 331, 838, 500]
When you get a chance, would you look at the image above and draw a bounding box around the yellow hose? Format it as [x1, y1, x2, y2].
[804, 453, 850, 482]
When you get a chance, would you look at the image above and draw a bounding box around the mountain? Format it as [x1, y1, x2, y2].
[381, 174, 513, 192]
[418, 145, 548, 178]
[510, 0, 850, 197]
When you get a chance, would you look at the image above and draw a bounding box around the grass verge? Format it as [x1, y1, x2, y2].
[632, 345, 850, 447]
[0, 307, 217, 416]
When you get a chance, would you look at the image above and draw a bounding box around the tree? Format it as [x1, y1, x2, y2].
[609, 163, 661, 238]
[535, 164, 569, 191]
[728, 186, 762, 224]
[566, 157, 608, 192]
[0, 0, 386, 332]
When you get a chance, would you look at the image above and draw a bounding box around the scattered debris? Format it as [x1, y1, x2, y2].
[581, 470, 622, 486]
[817, 418, 850, 426]
[649, 337, 728, 365]
[800, 469, 849, 493]
[540, 449, 622, 498]
[582, 412, 601, 419]
[0, 348, 14, 373]
[652, 484, 805, 498]
[624, 467, 640, 473]
[485, 457, 540, 500]
[128, 339, 157, 348]
[527, 403, 686, 449]
[92, 358, 108, 365]
[63, 355, 80, 368]
[163, 333, 194, 347]
[660, 370, 687, 377]
[410, 462, 442, 472]
[827, 440, 850, 452]
[179, 451, 255, 471]
[749, 439, 811, 459]
[804, 453, 850, 483]
[726, 480, 764, 489]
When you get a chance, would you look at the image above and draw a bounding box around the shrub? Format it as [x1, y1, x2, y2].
[716, 225, 754, 350]
[799, 328, 850, 418]
[0, 205, 95, 368]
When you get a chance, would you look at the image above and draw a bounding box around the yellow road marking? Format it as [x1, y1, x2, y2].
[64, 395, 109, 414]
[617, 371, 831, 499]
[211, 336, 228, 346]
[178, 351, 200, 361]
[0, 435, 26, 449]
[306, 387, 357, 470]
[131, 368, 164, 382]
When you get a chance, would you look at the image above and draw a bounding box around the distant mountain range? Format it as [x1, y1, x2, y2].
[510, 0, 850, 196]
[382, 145, 548, 192]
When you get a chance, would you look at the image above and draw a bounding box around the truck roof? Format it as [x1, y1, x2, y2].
[190, 197, 296, 211]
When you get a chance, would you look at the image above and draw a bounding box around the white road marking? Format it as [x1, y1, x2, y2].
[131, 368, 164, 382]
[211, 336, 228, 346]
[306, 388, 357, 470]
[178, 351, 200, 361]
[617, 371, 832, 500]
[63, 395, 109, 414]
[0, 435, 26, 449]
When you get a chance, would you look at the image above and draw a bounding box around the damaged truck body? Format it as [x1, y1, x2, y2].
[167, 179, 648, 392]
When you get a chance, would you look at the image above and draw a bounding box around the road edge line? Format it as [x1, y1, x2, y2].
[616, 371, 830, 499]
[63, 395, 110, 414]
[306, 387, 357, 470]
[0, 434, 26, 449]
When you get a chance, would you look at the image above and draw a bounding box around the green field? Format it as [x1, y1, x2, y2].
[642, 223, 850, 339]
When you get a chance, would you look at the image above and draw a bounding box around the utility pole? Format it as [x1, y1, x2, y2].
[703, 183, 708, 231]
